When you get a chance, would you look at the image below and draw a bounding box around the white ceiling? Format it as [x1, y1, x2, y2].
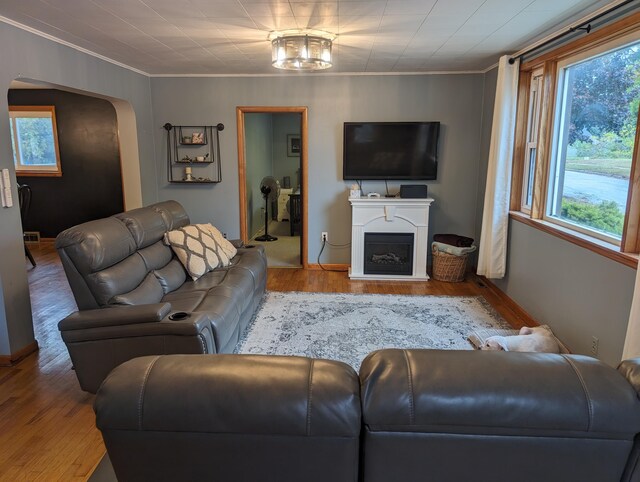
[0, 0, 616, 75]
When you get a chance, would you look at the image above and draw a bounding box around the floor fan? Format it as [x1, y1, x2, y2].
[255, 176, 280, 242]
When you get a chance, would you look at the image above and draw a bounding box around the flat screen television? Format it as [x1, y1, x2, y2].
[343, 121, 440, 180]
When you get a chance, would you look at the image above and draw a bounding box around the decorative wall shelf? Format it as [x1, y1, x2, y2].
[164, 123, 224, 184]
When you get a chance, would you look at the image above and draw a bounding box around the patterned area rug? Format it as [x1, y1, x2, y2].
[235, 291, 511, 370]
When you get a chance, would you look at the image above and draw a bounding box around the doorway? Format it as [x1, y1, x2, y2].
[4, 78, 141, 364]
[237, 107, 308, 268]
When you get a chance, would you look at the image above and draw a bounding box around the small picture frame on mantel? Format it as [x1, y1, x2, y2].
[287, 134, 301, 157]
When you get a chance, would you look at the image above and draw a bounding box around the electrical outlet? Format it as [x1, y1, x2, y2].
[591, 336, 599, 356]
[321, 232, 328, 242]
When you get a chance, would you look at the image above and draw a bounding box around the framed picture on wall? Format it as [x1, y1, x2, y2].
[287, 134, 301, 157]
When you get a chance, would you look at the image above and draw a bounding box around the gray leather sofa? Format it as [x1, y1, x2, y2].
[95, 349, 640, 482]
[55, 200, 267, 393]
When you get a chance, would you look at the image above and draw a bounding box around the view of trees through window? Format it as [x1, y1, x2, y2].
[11, 116, 57, 166]
[9, 107, 61, 176]
[550, 41, 640, 239]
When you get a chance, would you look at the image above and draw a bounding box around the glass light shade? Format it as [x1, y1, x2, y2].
[271, 35, 332, 70]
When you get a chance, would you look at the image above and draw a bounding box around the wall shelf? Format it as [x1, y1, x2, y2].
[169, 180, 217, 184]
[174, 160, 214, 164]
[164, 123, 224, 184]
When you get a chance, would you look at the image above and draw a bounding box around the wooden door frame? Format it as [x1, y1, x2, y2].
[236, 106, 308, 268]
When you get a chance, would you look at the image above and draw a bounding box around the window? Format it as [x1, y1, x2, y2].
[546, 39, 640, 243]
[9, 106, 62, 176]
[522, 68, 543, 212]
[513, 22, 640, 264]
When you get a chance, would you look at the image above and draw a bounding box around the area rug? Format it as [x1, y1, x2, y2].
[235, 291, 511, 370]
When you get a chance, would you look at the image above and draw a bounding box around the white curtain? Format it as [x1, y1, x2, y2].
[622, 265, 640, 360]
[477, 55, 520, 279]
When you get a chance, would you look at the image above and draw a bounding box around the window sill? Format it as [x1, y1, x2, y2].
[16, 171, 62, 178]
[509, 211, 638, 269]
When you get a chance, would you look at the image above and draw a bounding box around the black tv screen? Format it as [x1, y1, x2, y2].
[343, 122, 440, 180]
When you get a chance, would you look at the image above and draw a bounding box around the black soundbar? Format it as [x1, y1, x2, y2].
[400, 184, 428, 198]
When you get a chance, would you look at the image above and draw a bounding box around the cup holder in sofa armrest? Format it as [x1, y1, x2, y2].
[168, 311, 191, 321]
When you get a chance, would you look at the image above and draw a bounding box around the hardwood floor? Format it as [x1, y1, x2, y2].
[0, 242, 102, 482]
[0, 242, 533, 481]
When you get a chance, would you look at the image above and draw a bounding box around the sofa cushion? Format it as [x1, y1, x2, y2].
[175, 269, 227, 293]
[56, 217, 136, 274]
[138, 240, 173, 271]
[110, 272, 164, 306]
[162, 290, 207, 313]
[153, 200, 190, 231]
[88, 254, 149, 307]
[153, 259, 187, 294]
[115, 207, 168, 249]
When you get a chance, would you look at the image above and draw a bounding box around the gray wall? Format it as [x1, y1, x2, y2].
[0, 21, 155, 356]
[150, 74, 486, 265]
[493, 221, 635, 366]
[272, 114, 301, 191]
[245, 113, 273, 238]
[477, 67, 634, 366]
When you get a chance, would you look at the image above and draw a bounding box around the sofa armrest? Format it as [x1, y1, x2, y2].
[60, 312, 216, 394]
[58, 303, 172, 331]
[618, 358, 640, 396]
[60, 312, 214, 345]
[229, 238, 244, 248]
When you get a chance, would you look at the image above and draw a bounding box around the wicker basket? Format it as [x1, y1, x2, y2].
[431, 244, 468, 282]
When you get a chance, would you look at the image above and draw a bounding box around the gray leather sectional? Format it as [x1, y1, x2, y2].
[95, 349, 640, 482]
[55, 200, 267, 393]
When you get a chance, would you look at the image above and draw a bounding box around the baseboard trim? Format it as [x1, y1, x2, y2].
[478, 276, 539, 328]
[0, 340, 39, 366]
[307, 263, 350, 271]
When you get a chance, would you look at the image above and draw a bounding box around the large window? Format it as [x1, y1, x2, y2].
[9, 106, 62, 177]
[547, 40, 639, 243]
[513, 23, 640, 264]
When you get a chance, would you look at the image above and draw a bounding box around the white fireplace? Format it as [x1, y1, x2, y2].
[349, 197, 434, 281]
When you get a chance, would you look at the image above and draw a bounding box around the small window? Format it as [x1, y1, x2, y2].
[9, 106, 62, 177]
[522, 69, 543, 212]
[546, 39, 640, 243]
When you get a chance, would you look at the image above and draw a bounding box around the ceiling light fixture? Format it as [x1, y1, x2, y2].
[271, 31, 334, 71]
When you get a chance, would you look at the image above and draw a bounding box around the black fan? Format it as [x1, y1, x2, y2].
[255, 176, 280, 242]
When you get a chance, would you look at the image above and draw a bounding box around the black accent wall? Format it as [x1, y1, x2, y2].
[10, 89, 123, 238]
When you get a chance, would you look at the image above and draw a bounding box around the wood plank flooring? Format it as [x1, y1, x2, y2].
[0, 242, 533, 481]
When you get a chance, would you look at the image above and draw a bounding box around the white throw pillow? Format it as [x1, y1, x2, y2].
[164, 224, 222, 280]
[202, 223, 237, 267]
[164, 223, 238, 281]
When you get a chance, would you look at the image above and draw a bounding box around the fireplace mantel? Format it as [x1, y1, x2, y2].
[349, 197, 434, 281]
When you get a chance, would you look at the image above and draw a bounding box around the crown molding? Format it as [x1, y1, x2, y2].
[0, 15, 149, 77]
[150, 70, 485, 78]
